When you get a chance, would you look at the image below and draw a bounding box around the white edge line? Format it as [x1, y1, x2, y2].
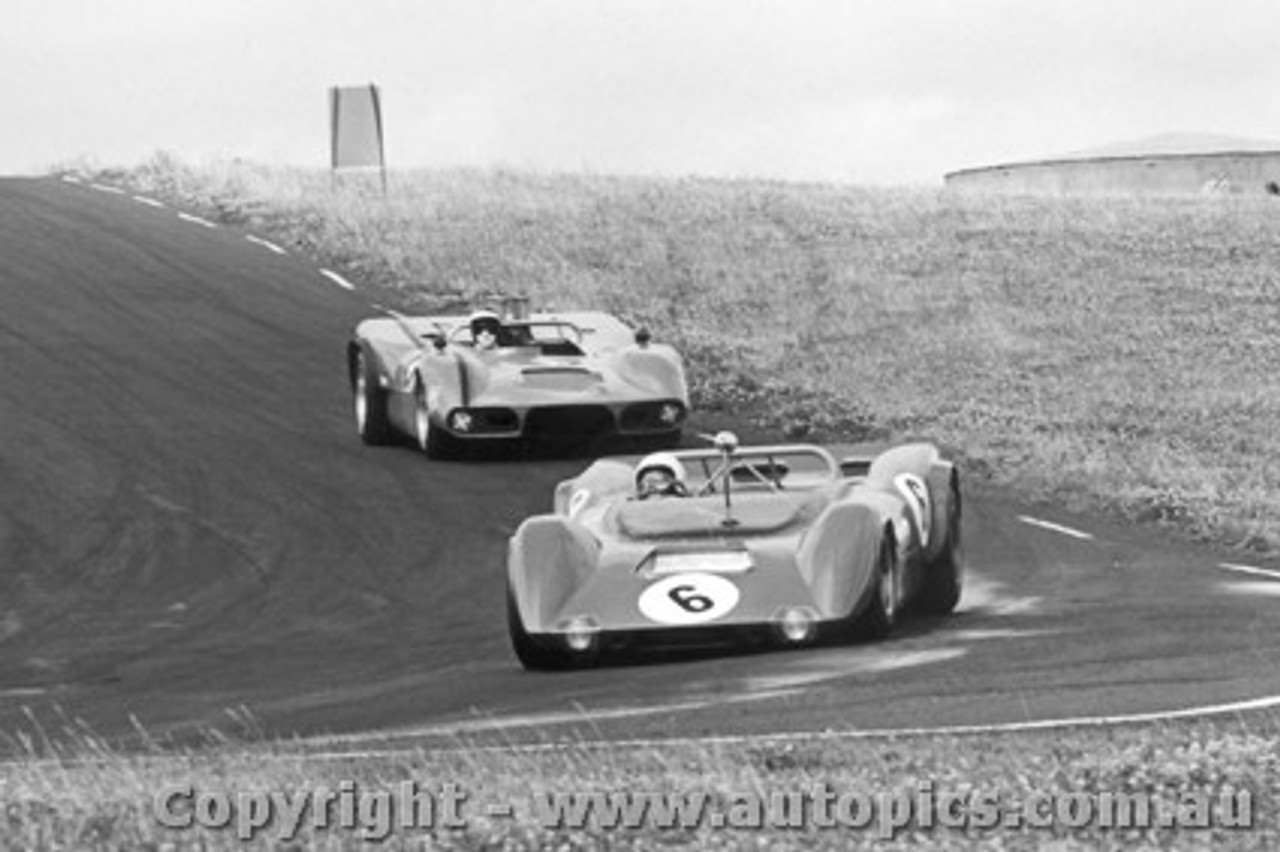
[12, 691, 1280, 769]
[245, 234, 287, 256]
[320, 269, 356, 290]
[132, 195, 165, 209]
[60, 175, 82, 184]
[1219, 562, 1280, 581]
[284, 691, 1280, 762]
[90, 183, 125, 194]
[1016, 515, 1094, 540]
[176, 212, 217, 229]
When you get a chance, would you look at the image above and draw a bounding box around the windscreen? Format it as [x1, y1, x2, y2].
[681, 448, 837, 492]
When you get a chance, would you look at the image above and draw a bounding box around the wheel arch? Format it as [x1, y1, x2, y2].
[347, 338, 366, 389]
[507, 516, 601, 633]
[348, 337, 392, 390]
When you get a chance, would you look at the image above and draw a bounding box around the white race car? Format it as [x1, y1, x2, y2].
[348, 298, 688, 457]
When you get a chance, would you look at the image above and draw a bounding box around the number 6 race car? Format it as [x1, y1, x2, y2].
[347, 298, 688, 458]
[506, 432, 963, 669]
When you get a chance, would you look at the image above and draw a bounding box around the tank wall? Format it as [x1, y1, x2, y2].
[945, 154, 1280, 195]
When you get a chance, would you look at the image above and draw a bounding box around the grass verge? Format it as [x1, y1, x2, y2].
[2, 715, 1278, 849]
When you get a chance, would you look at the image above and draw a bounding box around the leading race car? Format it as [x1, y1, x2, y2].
[348, 297, 688, 458]
[506, 432, 963, 669]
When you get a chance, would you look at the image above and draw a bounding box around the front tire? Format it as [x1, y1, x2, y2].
[507, 589, 576, 671]
[857, 527, 900, 640]
[352, 347, 393, 445]
[413, 381, 453, 460]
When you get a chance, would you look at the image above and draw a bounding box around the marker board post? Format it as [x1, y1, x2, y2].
[329, 84, 387, 195]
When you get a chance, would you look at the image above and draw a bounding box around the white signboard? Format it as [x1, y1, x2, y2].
[329, 84, 386, 188]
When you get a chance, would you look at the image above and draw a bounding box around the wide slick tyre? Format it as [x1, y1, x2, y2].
[351, 347, 393, 445]
[412, 380, 453, 460]
[856, 527, 900, 640]
[917, 481, 963, 615]
[506, 589, 580, 671]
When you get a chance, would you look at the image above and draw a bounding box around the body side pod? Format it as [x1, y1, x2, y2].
[412, 346, 471, 412]
[349, 315, 421, 389]
[796, 491, 899, 620]
[448, 347, 491, 403]
[866, 443, 950, 556]
[865, 442, 941, 487]
[508, 517, 601, 633]
[615, 344, 689, 402]
[352, 316, 428, 369]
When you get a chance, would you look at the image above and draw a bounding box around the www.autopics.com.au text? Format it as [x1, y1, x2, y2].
[146, 780, 1254, 842]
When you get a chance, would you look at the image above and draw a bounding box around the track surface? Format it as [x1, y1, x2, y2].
[0, 177, 1277, 750]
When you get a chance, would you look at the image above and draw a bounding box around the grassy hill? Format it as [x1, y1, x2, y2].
[82, 152, 1280, 556]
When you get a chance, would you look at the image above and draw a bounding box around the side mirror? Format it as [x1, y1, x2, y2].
[635, 327, 652, 348]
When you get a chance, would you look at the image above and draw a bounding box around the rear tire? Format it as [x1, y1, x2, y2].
[507, 589, 576, 671]
[917, 483, 963, 615]
[352, 347, 393, 445]
[413, 381, 453, 460]
[857, 527, 900, 640]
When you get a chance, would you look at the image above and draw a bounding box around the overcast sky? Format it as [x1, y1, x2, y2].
[5, 0, 1280, 184]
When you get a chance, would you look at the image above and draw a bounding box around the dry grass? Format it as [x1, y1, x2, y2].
[2, 714, 1278, 849]
[74, 152, 1280, 554]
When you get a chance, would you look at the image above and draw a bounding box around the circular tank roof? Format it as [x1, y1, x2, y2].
[949, 133, 1280, 177]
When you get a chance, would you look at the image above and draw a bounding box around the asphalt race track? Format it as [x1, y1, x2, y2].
[1, 177, 1278, 751]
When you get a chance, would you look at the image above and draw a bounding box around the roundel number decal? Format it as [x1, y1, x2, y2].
[894, 472, 931, 549]
[638, 573, 740, 626]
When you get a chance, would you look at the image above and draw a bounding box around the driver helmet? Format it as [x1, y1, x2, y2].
[468, 310, 502, 346]
[635, 452, 687, 496]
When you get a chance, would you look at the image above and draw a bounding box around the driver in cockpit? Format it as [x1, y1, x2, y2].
[634, 452, 690, 500]
[469, 310, 502, 351]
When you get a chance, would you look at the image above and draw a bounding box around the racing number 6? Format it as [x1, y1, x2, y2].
[894, 472, 932, 548]
[668, 584, 713, 613]
[639, 573, 740, 625]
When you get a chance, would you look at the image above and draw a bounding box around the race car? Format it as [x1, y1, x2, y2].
[347, 297, 688, 458]
[506, 432, 963, 669]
